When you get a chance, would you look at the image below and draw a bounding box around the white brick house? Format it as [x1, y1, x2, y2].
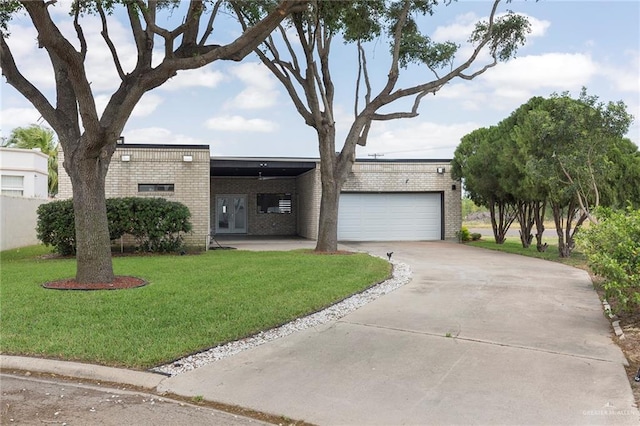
[58, 144, 462, 249]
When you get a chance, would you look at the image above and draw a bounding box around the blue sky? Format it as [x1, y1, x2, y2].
[1, 0, 639, 160]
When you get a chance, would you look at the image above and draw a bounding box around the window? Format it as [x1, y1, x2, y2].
[1, 175, 24, 196]
[257, 193, 292, 214]
[138, 183, 174, 192]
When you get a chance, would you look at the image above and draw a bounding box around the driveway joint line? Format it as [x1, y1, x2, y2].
[341, 320, 622, 365]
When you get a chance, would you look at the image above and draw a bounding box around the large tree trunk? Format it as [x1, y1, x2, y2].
[316, 177, 340, 252]
[315, 128, 352, 253]
[64, 140, 115, 283]
[515, 201, 535, 248]
[489, 199, 515, 244]
[551, 200, 586, 259]
[552, 202, 571, 258]
[533, 200, 547, 252]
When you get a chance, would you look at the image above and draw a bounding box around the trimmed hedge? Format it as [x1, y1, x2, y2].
[37, 197, 192, 255]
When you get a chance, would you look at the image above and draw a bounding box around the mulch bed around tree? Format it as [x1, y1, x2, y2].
[42, 276, 147, 291]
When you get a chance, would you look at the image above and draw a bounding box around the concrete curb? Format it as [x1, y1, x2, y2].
[0, 355, 166, 389]
[603, 299, 625, 340]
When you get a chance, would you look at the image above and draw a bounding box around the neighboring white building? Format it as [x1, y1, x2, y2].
[0, 147, 49, 198]
[0, 147, 50, 250]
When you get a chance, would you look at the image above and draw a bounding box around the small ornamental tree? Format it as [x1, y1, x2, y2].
[517, 90, 634, 257]
[577, 207, 640, 311]
[452, 126, 516, 244]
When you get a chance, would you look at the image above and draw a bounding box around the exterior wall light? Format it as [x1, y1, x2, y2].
[183, 155, 193, 162]
[437, 167, 446, 174]
[121, 154, 131, 162]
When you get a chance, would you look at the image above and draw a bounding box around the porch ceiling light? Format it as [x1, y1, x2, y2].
[183, 155, 193, 162]
[121, 154, 131, 162]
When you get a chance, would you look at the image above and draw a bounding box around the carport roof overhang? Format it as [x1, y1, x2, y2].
[210, 157, 317, 178]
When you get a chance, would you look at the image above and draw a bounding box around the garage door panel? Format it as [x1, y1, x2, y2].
[338, 193, 442, 241]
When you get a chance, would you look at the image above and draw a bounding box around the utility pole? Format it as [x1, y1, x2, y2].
[368, 153, 384, 159]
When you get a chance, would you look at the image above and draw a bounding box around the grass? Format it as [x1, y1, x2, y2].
[465, 234, 588, 269]
[0, 245, 390, 369]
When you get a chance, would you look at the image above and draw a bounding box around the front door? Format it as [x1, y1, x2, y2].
[215, 195, 247, 234]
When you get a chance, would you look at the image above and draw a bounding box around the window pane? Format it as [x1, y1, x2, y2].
[1, 175, 24, 187]
[1, 175, 24, 196]
[138, 184, 174, 192]
[257, 193, 292, 214]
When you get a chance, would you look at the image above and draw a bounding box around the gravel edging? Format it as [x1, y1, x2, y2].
[151, 259, 412, 377]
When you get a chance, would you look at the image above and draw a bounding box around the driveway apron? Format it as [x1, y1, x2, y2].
[160, 241, 639, 425]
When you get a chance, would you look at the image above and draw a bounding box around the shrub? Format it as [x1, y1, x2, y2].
[124, 197, 192, 252]
[456, 226, 471, 242]
[471, 232, 482, 241]
[37, 197, 192, 255]
[37, 200, 76, 256]
[576, 207, 640, 311]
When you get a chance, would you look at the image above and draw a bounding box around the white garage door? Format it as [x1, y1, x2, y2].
[338, 192, 442, 241]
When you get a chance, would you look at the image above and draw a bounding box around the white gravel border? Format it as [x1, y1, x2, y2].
[151, 259, 412, 376]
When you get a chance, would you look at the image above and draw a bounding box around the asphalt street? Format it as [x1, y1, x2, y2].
[0, 373, 269, 425]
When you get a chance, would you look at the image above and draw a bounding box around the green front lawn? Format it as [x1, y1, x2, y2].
[466, 237, 588, 269]
[0, 246, 390, 369]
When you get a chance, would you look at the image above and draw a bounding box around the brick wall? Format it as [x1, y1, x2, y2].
[296, 167, 321, 239]
[342, 161, 462, 240]
[59, 151, 462, 243]
[211, 177, 297, 236]
[58, 145, 210, 249]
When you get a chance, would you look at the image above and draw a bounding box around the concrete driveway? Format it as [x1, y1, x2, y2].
[160, 241, 639, 425]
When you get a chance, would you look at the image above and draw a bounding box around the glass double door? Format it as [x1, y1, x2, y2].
[215, 195, 247, 234]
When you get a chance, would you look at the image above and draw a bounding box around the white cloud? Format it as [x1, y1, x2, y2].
[93, 92, 163, 118]
[0, 108, 45, 136]
[228, 88, 278, 110]
[527, 16, 551, 38]
[432, 12, 478, 43]
[224, 62, 279, 110]
[432, 12, 550, 44]
[599, 51, 640, 93]
[232, 62, 276, 90]
[131, 94, 164, 117]
[161, 68, 226, 91]
[480, 53, 598, 90]
[360, 120, 481, 159]
[205, 115, 278, 132]
[123, 127, 207, 145]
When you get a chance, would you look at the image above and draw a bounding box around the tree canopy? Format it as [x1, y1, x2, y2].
[236, 0, 532, 251]
[1, 0, 308, 283]
[453, 89, 638, 257]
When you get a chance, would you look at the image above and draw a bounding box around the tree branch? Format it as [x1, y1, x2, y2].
[0, 35, 59, 129]
[254, 46, 314, 126]
[72, 5, 86, 61]
[22, 1, 100, 139]
[97, 2, 125, 80]
[199, 0, 222, 46]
